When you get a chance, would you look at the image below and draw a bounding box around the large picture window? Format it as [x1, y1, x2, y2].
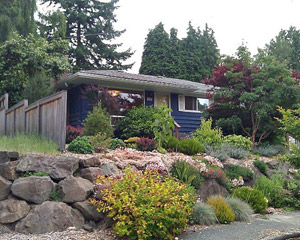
[179, 95, 209, 112]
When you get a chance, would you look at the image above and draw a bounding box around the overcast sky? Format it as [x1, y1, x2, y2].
[113, 0, 300, 73]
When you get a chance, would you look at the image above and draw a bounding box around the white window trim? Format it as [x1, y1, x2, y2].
[178, 95, 209, 113]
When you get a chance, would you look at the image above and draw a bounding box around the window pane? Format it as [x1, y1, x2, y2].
[156, 94, 169, 107]
[197, 98, 209, 110]
[185, 96, 197, 110]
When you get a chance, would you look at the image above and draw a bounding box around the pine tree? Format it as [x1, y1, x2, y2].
[41, 0, 133, 70]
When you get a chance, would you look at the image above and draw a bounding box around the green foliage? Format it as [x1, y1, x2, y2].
[190, 202, 217, 225]
[282, 179, 300, 210]
[255, 175, 285, 208]
[124, 137, 140, 143]
[170, 160, 204, 189]
[225, 165, 254, 182]
[49, 189, 62, 202]
[224, 135, 252, 151]
[178, 138, 204, 156]
[205, 145, 229, 162]
[0, 134, 59, 155]
[0, 34, 71, 105]
[89, 133, 111, 153]
[281, 143, 300, 168]
[253, 160, 268, 175]
[277, 105, 300, 141]
[152, 105, 174, 148]
[193, 118, 223, 147]
[110, 138, 125, 150]
[226, 197, 253, 222]
[233, 187, 268, 214]
[67, 136, 94, 154]
[91, 168, 196, 240]
[115, 106, 160, 139]
[136, 137, 156, 152]
[225, 146, 249, 160]
[83, 102, 113, 137]
[163, 136, 179, 151]
[42, 0, 133, 70]
[207, 195, 235, 224]
[252, 145, 286, 157]
[19, 172, 49, 178]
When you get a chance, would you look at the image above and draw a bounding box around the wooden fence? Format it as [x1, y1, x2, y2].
[0, 91, 67, 150]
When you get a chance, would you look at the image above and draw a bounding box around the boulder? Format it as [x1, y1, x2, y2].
[266, 159, 292, 176]
[0, 161, 19, 181]
[11, 176, 56, 204]
[16, 154, 79, 181]
[198, 179, 229, 201]
[15, 201, 84, 234]
[79, 167, 103, 182]
[73, 200, 104, 221]
[79, 157, 101, 168]
[58, 176, 94, 203]
[0, 199, 30, 223]
[99, 163, 120, 176]
[0, 152, 9, 164]
[0, 152, 19, 164]
[0, 224, 11, 234]
[0, 176, 11, 200]
[7, 152, 19, 161]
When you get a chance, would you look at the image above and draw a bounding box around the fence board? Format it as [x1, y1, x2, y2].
[0, 94, 8, 135]
[5, 100, 28, 135]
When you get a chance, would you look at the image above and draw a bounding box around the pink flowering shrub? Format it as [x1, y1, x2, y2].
[203, 168, 226, 180]
[136, 137, 156, 151]
[66, 125, 83, 143]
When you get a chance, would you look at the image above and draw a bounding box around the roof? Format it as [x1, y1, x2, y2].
[56, 70, 211, 97]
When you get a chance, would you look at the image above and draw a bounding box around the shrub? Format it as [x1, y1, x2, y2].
[83, 102, 113, 137]
[170, 160, 204, 189]
[226, 197, 253, 222]
[203, 167, 231, 190]
[90, 168, 196, 240]
[225, 145, 249, 159]
[282, 143, 300, 168]
[282, 179, 300, 210]
[124, 137, 140, 144]
[192, 118, 223, 147]
[163, 136, 179, 151]
[225, 165, 254, 182]
[110, 138, 125, 150]
[233, 187, 268, 214]
[115, 106, 161, 139]
[205, 145, 229, 162]
[178, 138, 204, 155]
[67, 136, 94, 154]
[253, 160, 267, 175]
[89, 133, 110, 153]
[224, 135, 252, 151]
[207, 195, 235, 224]
[190, 202, 217, 225]
[255, 175, 285, 208]
[252, 145, 286, 157]
[136, 137, 156, 151]
[66, 125, 82, 144]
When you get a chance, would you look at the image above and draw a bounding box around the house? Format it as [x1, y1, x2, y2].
[56, 70, 212, 135]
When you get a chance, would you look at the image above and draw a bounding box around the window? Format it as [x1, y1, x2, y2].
[179, 95, 209, 112]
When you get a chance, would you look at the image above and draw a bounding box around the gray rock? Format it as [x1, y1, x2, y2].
[0, 161, 19, 181]
[15, 201, 84, 234]
[79, 167, 103, 183]
[0, 224, 11, 234]
[73, 200, 104, 222]
[16, 154, 79, 181]
[11, 176, 55, 203]
[0, 176, 11, 200]
[0, 199, 30, 223]
[7, 152, 19, 161]
[99, 163, 119, 176]
[0, 152, 19, 164]
[198, 179, 229, 201]
[0, 152, 8, 164]
[79, 157, 101, 168]
[58, 176, 94, 203]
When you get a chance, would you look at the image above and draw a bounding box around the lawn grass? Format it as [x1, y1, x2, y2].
[0, 134, 60, 155]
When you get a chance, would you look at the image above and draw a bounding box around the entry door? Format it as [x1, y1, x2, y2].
[155, 93, 170, 107]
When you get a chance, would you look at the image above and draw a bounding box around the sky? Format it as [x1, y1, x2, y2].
[112, 0, 300, 73]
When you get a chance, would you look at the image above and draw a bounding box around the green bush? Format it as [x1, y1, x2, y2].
[83, 102, 113, 137]
[253, 160, 268, 175]
[178, 138, 204, 155]
[233, 187, 268, 214]
[115, 106, 161, 139]
[282, 143, 300, 168]
[91, 168, 196, 240]
[190, 202, 217, 225]
[282, 179, 300, 210]
[225, 145, 249, 159]
[170, 160, 204, 189]
[193, 118, 223, 147]
[67, 136, 94, 154]
[252, 145, 286, 157]
[255, 175, 285, 208]
[224, 135, 252, 151]
[205, 145, 229, 162]
[89, 133, 110, 153]
[163, 136, 179, 151]
[225, 165, 254, 182]
[110, 138, 125, 150]
[226, 197, 253, 222]
[207, 195, 235, 224]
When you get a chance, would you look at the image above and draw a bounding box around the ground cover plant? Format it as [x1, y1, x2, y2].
[207, 195, 235, 224]
[225, 165, 254, 182]
[190, 202, 217, 225]
[252, 145, 285, 157]
[67, 136, 94, 154]
[253, 160, 268, 175]
[91, 168, 196, 240]
[0, 134, 59, 155]
[226, 197, 253, 222]
[110, 138, 125, 150]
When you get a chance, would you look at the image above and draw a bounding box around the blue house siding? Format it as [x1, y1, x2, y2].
[145, 91, 154, 106]
[170, 93, 203, 134]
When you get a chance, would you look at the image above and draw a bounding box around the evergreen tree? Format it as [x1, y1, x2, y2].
[0, 0, 36, 43]
[41, 0, 133, 70]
